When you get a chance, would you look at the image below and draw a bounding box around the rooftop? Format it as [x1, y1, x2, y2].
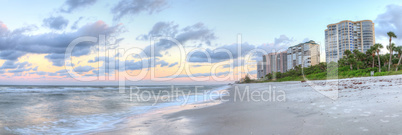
[326, 20, 373, 27]
[288, 40, 319, 48]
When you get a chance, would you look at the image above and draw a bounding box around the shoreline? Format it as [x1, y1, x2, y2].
[98, 74, 402, 134]
[92, 85, 232, 135]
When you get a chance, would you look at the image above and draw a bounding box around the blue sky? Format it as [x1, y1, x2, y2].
[2, 0, 400, 44]
[0, 0, 402, 85]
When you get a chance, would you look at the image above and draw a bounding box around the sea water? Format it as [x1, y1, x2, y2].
[0, 84, 230, 134]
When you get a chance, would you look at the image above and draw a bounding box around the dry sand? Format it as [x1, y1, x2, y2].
[99, 75, 402, 135]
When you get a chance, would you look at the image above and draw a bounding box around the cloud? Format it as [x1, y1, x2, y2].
[158, 60, 169, 67]
[85, 55, 174, 74]
[56, 69, 68, 74]
[48, 72, 58, 76]
[253, 35, 294, 60]
[45, 54, 72, 67]
[24, 70, 71, 77]
[274, 35, 294, 46]
[74, 65, 94, 73]
[49, 69, 70, 77]
[71, 17, 84, 30]
[124, 60, 144, 70]
[88, 56, 100, 63]
[0, 50, 26, 60]
[168, 62, 178, 67]
[188, 35, 293, 69]
[124, 59, 171, 70]
[28, 71, 57, 76]
[0, 60, 18, 69]
[141, 22, 216, 57]
[111, 0, 168, 21]
[0, 60, 31, 70]
[32, 66, 38, 71]
[9, 25, 38, 35]
[161, 71, 231, 78]
[136, 21, 178, 40]
[43, 16, 69, 30]
[375, 4, 402, 42]
[192, 65, 202, 68]
[0, 20, 123, 66]
[0, 21, 8, 36]
[60, 0, 97, 13]
[87, 55, 166, 72]
[188, 43, 256, 63]
[302, 38, 310, 43]
[0, 60, 33, 74]
[8, 68, 32, 73]
[176, 23, 216, 46]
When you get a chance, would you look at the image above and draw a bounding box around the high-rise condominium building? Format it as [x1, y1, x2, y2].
[259, 40, 320, 77]
[325, 20, 375, 63]
[263, 51, 287, 74]
[257, 61, 264, 78]
[287, 40, 320, 70]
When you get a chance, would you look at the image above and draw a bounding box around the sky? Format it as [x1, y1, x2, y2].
[0, 0, 402, 85]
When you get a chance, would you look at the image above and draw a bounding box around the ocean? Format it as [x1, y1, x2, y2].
[0, 84, 230, 134]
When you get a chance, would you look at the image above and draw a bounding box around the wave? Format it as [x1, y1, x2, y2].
[5, 85, 231, 135]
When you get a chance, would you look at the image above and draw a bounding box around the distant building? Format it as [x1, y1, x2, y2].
[277, 51, 287, 73]
[257, 61, 264, 78]
[258, 40, 320, 77]
[287, 40, 320, 70]
[263, 51, 287, 74]
[325, 20, 375, 63]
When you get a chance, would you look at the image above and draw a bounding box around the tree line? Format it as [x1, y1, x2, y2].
[339, 31, 402, 72]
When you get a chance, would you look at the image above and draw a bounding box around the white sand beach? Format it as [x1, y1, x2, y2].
[98, 75, 402, 135]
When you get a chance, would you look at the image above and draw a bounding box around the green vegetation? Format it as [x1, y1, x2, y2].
[242, 31, 402, 83]
[244, 74, 251, 83]
[255, 61, 402, 83]
[387, 31, 397, 71]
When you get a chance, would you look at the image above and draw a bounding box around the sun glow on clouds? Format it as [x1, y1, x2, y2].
[0, 22, 265, 85]
[0, 0, 269, 84]
[9, 0, 399, 84]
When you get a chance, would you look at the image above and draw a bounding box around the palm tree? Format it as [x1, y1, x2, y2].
[366, 47, 376, 68]
[347, 55, 356, 70]
[387, 31, 397, 71]
[382, 54, 390, 66]
[353, 49, 365, 62]
[395, 46, 402, 71]
[387, 43, 396, 71]
[344, 50, 352, 57]
[356, 61, 364, 70]
[373, 43, 384, 72]
[344, 50, 353, 70]
[339, 58, 347, 66]
[353, 50, 360, 60]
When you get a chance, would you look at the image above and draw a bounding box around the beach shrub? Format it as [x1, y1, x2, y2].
[275, 72, 282, 78]
[381, 66, 387, 72]
[375, 72, 387, 76]
[338, 66, 350, 72]
[244, 74, 251, 83]
[265, 73, 272, 80]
